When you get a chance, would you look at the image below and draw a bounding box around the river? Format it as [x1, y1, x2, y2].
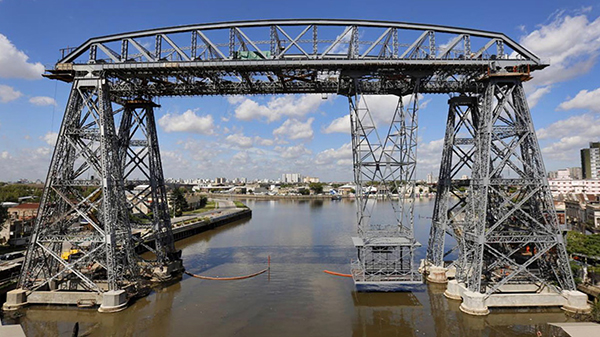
[3, 198, 574, 336]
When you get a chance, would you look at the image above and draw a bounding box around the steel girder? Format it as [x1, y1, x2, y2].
[460, 77, 574, 297]
[427, 96, 478, 271]
[349, 79, 421, 284]
[46, 20, 545, 98]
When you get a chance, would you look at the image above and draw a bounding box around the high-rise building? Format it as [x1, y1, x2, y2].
[569, 167, 583, 180]
[581, 142, 600, 179]
[282, 173, 303, 183]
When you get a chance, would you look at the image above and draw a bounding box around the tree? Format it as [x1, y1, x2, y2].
[308, 182, 324, 194]
[169, 188, 189, 217]
[0, 206, 8, 231]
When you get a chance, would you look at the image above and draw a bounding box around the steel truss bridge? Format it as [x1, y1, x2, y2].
[14, 19, 574, 311]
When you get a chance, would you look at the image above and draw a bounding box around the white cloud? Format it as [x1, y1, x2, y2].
[274, 144, 312, 159]
[29, 96, 57, 106]
[315, 142, 352, 166]
[519, 13, 600, 91]
[536, 113, 600, 160]
[41, 131, 58, 146]
[527, 86, 552, 108]
[254, 136, 274, 146]
[0, 34, 44, 79]
[158, 110, 214, 134]
[273, 118, 314, 140]
[557, 88, 600, 112]
[230, 95, 326, 122]
[417, 138, 444, 174]
[322, 115, 350, 134]
[355, 94, 424, 126]
[0, 147, 53, 181]
[0, 84, 22, 103]
[225, 133, 253, 148]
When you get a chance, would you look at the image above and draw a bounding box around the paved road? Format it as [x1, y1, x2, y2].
[172, 198, 240, 225]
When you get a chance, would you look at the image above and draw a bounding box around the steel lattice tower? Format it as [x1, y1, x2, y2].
[119, 99, 179, 265]
[460, 76, 574, 297]
[426, 96, 478, 281]
[349, 80, 422, 290]
[16, 79, 181, 311]
[19, 78, 140, 293]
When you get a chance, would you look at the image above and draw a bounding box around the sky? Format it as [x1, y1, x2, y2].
[1, 0, 600, 182]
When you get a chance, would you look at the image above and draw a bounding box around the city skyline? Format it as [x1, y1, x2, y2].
[1, 1, 600, 181]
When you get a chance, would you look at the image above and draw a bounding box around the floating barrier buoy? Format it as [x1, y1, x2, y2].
[323, 270, 353, 278]
[185, 256, 270, 281]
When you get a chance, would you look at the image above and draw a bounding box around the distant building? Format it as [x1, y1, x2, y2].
[569, 167, 583, 180]
[581, 142, 600, 179]
[426, 173, 435, 184]
[303, 176, 320, 183]
[282, 173, 303, 183]
[549, 167, 583, 180]
[215, 177, 227, 184]
[548, 179, 600, 196]
[7, 203, 40, 221]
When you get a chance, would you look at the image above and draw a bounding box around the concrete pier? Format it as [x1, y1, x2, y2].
[426, 266, 448, 284]
[451, 283, 591, 315]
[443, 280, 462, 300]
[98, 290, 128, 313]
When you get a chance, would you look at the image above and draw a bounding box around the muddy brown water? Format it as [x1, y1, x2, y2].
[2, 199, 574, 336]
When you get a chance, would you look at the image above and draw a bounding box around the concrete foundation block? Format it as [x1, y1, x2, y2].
[2, 288, 28, 311]
[444, 279, 462, 300]
[459, 290, 490, 316]
[426, 266, 448, 284]
[561, 290, 591, 314]
[98, 289, 128, 313]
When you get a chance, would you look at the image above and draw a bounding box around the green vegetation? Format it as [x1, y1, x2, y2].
[0, 183, 43, 203]
[234, 201, 247, 208]
[308, 182, 324, 194]
[566, 231, 600, 257]
[169, 188, 189, 217]
[0, 206, 7, 224]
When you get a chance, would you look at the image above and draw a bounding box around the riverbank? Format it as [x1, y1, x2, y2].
[135, 199, 252, 253]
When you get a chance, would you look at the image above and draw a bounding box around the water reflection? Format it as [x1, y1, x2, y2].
[352, 292, 423, 337]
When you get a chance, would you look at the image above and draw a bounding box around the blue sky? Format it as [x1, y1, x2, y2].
[1, 1, 600, 182]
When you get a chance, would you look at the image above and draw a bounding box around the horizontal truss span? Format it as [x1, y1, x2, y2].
[46, 19, 545, 97]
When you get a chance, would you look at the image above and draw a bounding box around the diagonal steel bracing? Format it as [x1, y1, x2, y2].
[19, 80, 179, 299]
[20, 78, 140, 293]
[460, 77, 574, 296]
[118, 99, 178, 264]
[349, 79, 422, 286]
[427, 96, 478, 274]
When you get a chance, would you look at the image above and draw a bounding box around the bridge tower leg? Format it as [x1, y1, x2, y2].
[425, 96, 478, 283]
[349, 82, 422, 291]
[5, 77, 179, 313]
[119, 99, 182, 277]
[455, 76, 589, 315]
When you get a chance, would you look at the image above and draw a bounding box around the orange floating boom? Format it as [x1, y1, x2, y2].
[323, 270, 353, 278]
[184, 256, 271, 281]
